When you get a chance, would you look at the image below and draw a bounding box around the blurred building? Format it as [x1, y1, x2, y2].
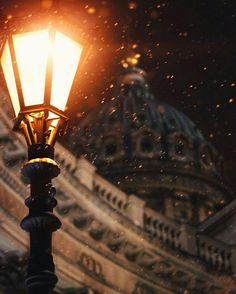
[0, 68, 236, 293]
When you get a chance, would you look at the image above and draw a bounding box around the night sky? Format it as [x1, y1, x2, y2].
[0, 0, 235, 193]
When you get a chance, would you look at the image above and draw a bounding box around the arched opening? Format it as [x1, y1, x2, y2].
[140, 136, 154, 153]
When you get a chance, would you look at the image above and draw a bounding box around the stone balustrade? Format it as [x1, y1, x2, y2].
[53, 153, 235, 272]
[197, 234, 232, 272]
[143, 207, 182, 249]
[93, 173, 128, 215]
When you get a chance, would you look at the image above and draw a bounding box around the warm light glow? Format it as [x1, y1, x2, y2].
[1, 41, 20, 115]
[13, 30, 49, 107]
[51, 32, 83, 111]
[0, 28, 84, 146]
[1, 29, 83, 113]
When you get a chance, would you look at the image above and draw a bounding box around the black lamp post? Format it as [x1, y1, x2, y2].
[0, 26, 85, 293]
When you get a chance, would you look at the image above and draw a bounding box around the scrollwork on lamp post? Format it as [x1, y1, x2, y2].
[0, 25, 86, 293]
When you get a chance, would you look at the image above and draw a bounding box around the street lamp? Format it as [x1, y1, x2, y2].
[0, 27, 84, 293]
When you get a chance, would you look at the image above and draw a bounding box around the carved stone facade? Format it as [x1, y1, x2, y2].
[0, 81, 235, 293]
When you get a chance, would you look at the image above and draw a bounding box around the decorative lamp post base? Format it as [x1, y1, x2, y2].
[21, 144, 61, 294]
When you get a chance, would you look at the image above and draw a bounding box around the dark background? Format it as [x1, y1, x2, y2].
[0, 0, 235, 193]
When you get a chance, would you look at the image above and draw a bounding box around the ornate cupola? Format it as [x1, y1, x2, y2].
[69, 67, 232, 224]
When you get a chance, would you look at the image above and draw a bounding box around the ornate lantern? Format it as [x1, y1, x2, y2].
[1, 27, 83, 146]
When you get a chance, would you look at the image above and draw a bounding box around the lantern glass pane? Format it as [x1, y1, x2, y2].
[13, 30, 49, 107]
[1, 41, 20, 116]
[50, 31, 83, 111]
[48, 111, 59, 120]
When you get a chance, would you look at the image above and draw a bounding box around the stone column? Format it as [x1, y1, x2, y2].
[75, 157, 96, 190]
[126, 195, 145, 228]
[179, 223, 198, 255]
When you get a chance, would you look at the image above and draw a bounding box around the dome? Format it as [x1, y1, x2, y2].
[70, 68, 232, 224]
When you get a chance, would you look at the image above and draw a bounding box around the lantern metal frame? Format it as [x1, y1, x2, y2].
[0, 24, 91, 146]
